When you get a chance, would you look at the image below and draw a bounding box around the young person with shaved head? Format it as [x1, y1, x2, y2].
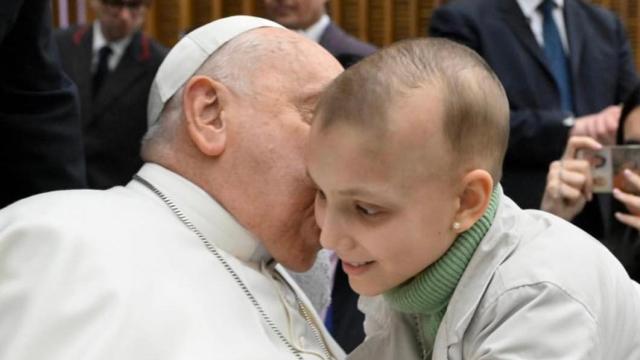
[306, 38, 640, 359]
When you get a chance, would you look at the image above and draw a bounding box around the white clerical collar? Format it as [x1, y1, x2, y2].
[92, 21, 133, 71]
[132, 163, 271, 264]
[297, 14, 330, 43]
[517, 0, 564, 18]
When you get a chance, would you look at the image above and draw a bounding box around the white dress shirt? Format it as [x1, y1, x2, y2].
[516, 0, 569, 54]
[298, 14, 331, 43]
[92, 21, 133, 72]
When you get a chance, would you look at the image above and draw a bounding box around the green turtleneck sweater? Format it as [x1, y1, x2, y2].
[384, 186, 500, 355]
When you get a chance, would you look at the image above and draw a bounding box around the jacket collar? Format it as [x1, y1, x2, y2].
[298, 14, 330, 43]
[499, 0, 583, 107]
[439, 187, 523, 346]
[91, 21, 134, 71]
[499, 0, 553, 81]
[92, 28, 153, 118]
[516, 0, 565, 18]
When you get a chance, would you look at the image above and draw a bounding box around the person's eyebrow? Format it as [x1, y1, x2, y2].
[306, 170, 379, 198]
[337, 188, 378, 197]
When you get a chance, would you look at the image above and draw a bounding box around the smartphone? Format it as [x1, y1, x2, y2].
[580, 145, 640, 194]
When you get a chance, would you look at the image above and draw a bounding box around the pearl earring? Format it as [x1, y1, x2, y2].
[452, 222, 461, 231]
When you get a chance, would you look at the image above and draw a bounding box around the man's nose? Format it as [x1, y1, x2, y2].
[115, 5, 133, 19]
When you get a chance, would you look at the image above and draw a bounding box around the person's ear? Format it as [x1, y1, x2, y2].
[452, 169, 494, 233]
[183, 75, 227, 157]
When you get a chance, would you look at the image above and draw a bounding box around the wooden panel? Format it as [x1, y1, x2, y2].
[367, 0, 385, 45]
[393, 0, 417, 40]
[222, 0, 243, 17]
[52, 0, 61, 27]
[357, 0, 368, 40]
[68, 0, 78, 24]
[50, 0, 640, 69]
[154, 0, 181, 45]
[211, 0, 223, 19]
[383, 0, 394, 45]
[143, 0, 157, 35]
[192, 0, 212, 30]
[86, 0, 96, 24]
[254, 0, 266, 17]
[418, 0, 439, 37]
[329, 0, 342, 24]
[177, 0, 192, 36]
[241, 0, 255, 14]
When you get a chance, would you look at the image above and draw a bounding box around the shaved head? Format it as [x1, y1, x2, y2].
[315, 38, 509, 182]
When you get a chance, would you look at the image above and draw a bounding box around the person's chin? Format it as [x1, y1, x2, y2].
[278, 17, 303, 30]
[350, 284, 384, 298]
[348, 276, 390, 297]
[279, 249, 318, 272]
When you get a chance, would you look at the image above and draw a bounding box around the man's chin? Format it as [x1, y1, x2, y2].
[277, 247, 319, 272]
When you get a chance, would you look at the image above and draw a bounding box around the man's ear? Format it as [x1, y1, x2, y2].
[183, 75, 227, 157]
[453, 169, 494, 233]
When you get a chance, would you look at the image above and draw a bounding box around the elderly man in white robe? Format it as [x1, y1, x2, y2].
[0, 16, 344, 360]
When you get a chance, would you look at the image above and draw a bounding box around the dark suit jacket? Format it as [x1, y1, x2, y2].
[430, 0, 638, 237]
[320, 21, 377, 68]
[55, 25, 167, 189]
[0, 0, 86, 208]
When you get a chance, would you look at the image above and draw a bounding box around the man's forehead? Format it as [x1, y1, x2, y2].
[258, 53, 339, 95]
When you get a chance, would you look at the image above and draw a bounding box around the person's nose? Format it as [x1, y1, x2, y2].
[318, 210, 355, 253]
[115, 5, 133, 20]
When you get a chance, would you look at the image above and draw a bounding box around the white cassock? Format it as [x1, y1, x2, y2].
[0, 163, 345, 360]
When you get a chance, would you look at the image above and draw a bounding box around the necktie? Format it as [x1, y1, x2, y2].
[540, 0, 574, 113]
[92, 45, 113, 97]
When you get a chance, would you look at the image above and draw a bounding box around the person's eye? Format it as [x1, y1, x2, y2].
[355, 203, 381, 217]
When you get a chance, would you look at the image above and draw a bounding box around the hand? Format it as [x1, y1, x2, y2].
[613, 169, 640, 231]
[570, 106, 621, 146]
[541, 136, 602, 220]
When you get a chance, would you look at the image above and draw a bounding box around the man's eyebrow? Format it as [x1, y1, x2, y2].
[299, 81, 332, 103]
[298, 90, 321, 105]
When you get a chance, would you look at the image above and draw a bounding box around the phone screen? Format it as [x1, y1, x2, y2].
[580, 145, 640, 194]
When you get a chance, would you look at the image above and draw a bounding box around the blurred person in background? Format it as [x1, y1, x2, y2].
[430, 0, 639, 240]
[0, 0, 86, 208]
[55, 0, 167, 189]
[542, 83, 640, 281]
[264, 0, 376, 68]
